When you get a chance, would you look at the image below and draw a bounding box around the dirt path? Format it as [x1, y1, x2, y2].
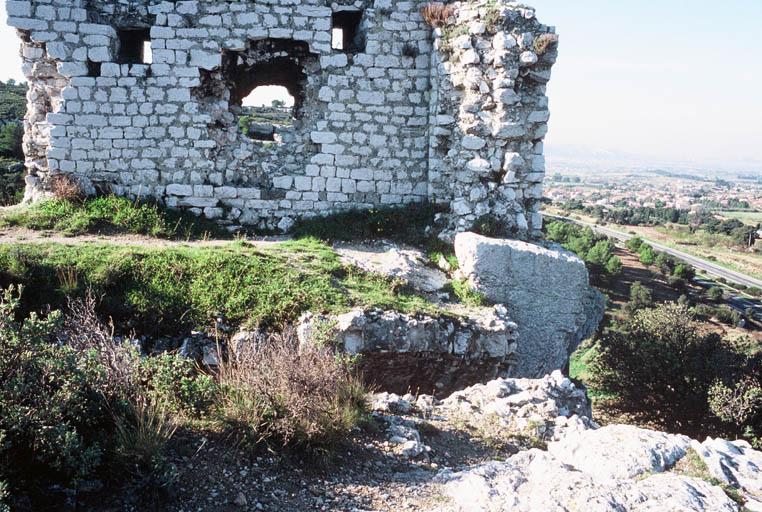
[0, 226, 288, 248]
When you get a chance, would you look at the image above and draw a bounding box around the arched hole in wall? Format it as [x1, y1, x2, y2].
[331, 10, 366, 52]
[240, 86, 296, 141]
[222, 40, 316, 143]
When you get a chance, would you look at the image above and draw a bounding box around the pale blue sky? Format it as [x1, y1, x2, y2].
[1, 1, 761, 165]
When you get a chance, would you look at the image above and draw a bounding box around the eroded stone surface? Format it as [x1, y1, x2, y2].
[298, 306, 517, 394]
[335, 242, 448, 293]
[547, 424, 691, 481]
[436, 453, 739, 512]
[693, 438, 762, 504]
[455, 231, 606, 377]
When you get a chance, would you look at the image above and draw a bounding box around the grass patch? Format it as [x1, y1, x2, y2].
[0, 195, 231, 240]
[569, 340, 617, 401]
[444, 278, 487, 307]
[0, 238, 441, 336]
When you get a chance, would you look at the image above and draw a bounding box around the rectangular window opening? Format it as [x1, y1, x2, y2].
[331, 10, 365, 52]
[117, 28, 151, 64]
[86, 60, 101, 77]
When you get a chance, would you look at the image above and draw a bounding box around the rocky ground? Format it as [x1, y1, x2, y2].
[82, 371, 761, 512]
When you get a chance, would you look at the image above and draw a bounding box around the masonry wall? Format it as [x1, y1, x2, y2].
[7, 0, 557, 238]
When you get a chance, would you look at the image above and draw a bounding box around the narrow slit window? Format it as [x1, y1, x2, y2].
[331, 10, 364, 52]
[117, 28, 151, 64]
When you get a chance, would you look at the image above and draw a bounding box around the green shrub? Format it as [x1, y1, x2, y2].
[140, 354, 218, 417]
[0, 288, 182, 507]
[714, 305, 741, 326]
[638, 245, 656, 266]
[445, 278, 487, 307]
[708, 378, 762, 448]
[673, 263, 696, 281]
[605, 255, 623, 276]
[623, 281, 652, 316]
[625, 236, 644, 252]
[707, 286, 725, 302]
[0, 195, 230, 240]
[0, 287, 111, 492]
[654, 252, 674, 275]
[589, 303, 756, 437]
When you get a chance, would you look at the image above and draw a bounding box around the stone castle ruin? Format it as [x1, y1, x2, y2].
[7, 0, 557, 238]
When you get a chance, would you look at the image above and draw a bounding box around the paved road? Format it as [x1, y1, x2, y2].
[547, 214, 762, 290]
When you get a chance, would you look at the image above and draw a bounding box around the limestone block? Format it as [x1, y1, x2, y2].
[6, 1, 32, 17]
[166, 184, 193, 196]
[190, 49, 221, 70]
[455, 232, 605, 377]
[462, 135, 486, 150]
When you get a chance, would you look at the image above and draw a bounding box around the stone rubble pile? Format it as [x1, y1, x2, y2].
[422, 372, 762, 512]
[368, 373, 762, 512]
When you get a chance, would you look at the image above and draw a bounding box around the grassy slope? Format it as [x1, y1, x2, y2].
[0, 196, 231, 240]
[0, 238, 440, 336]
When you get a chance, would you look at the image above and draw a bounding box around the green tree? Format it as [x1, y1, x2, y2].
[623, 281, 653, 316]
[638, 244, 656, 266]
[589, 303, 742, 432]
[673, 263, 696, 281]
[0, 123, 23, 160]
[654, 252, 674, 274]
[605, 255, 623, 276]
[625, 236, 644, 252]
[707, 286, 724, 302]
[586, 239, 614, 269]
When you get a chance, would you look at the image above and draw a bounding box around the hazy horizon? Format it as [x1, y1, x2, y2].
[1, 0, 761, 167]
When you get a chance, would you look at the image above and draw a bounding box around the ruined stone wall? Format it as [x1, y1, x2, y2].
[7, 0, 556, 237]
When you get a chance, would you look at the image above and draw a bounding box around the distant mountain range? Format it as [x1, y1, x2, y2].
[545, 144, 762, 176]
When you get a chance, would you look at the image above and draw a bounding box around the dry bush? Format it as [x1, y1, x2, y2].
[534, 33, 559, 55]
[49, 173, 83, 201]
[420, 2, 456, 28]
[114, 396, 178, 475]
[60, 292, 179, 490]
[219, 329, 368, 450]
[60, 291, 140, 398]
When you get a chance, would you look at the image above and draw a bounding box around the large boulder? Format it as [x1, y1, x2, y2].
[297, 306, 517, 395]
[455, 232, 605, 377]
[547, 424, 691, 481]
